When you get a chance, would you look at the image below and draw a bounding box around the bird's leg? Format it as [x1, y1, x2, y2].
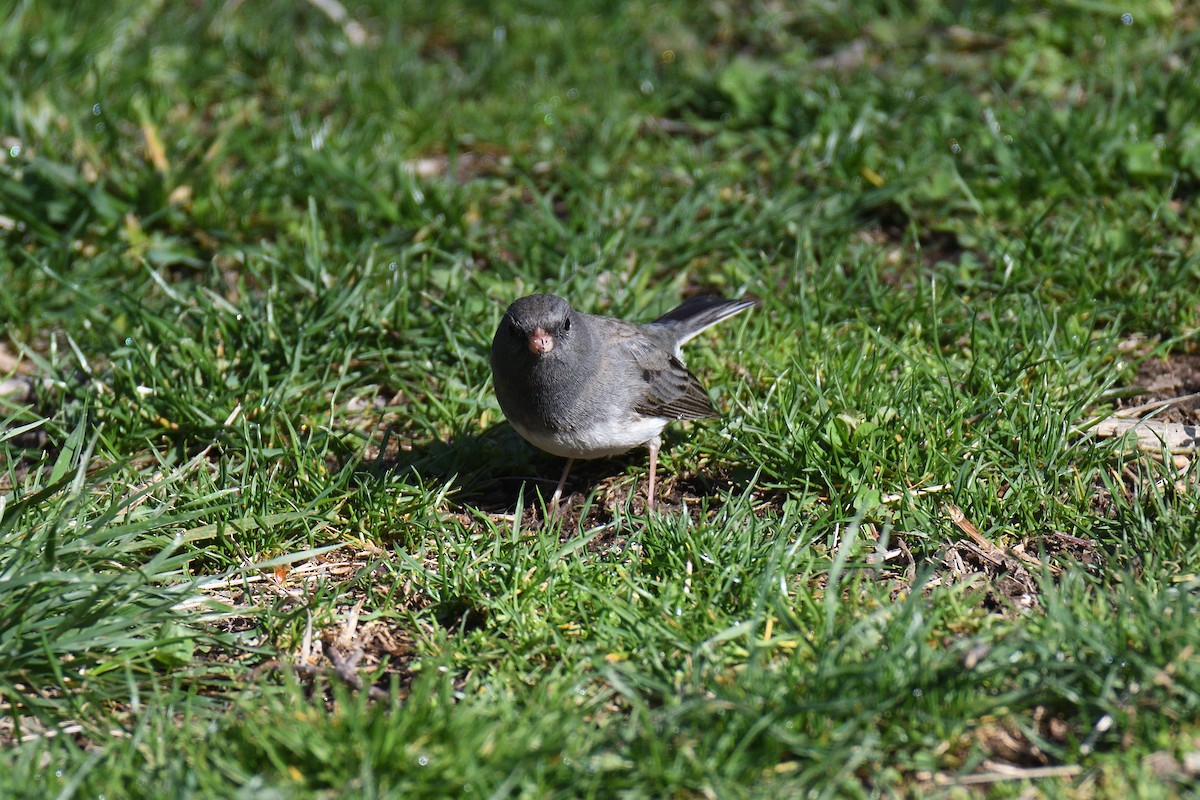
[549, 457, 574, 512]
[646, 436, 661, 511]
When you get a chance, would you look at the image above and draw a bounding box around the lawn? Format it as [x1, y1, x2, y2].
[2, 0, 1199, 796]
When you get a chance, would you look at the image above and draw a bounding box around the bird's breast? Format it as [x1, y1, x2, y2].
[508, 411, 668, 459]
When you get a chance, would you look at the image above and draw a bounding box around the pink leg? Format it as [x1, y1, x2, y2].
[549, 458, 574, 512]
[646, 437, 660, 511]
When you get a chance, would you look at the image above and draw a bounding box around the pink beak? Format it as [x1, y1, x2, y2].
[528, 327, 555, 355]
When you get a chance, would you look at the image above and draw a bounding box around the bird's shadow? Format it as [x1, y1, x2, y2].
[356, 421, 608, 516]
[355, 420, 749, 529]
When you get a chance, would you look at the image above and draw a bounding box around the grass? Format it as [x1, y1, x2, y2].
[2, 0, 1200, 796]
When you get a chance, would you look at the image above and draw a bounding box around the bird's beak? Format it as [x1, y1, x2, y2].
[528, 327, 555, 355]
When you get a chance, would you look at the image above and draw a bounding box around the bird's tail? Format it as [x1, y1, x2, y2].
[651, 295, 758, 348]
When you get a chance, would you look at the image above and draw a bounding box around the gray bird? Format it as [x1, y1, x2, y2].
[490, 293, 755, 511]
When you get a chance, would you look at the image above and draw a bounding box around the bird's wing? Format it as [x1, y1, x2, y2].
[617, 328, 720, 421]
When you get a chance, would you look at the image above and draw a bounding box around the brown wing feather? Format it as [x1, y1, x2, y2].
[592, 318, 722, 422]
[632, 351, 719, 421]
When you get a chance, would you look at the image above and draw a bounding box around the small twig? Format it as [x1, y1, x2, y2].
[1112, 390, 1200, 419]
[1049, 530, 1094, 548]
[944, 545, 971, 577]
[946, 504, 1009, 563]
[299, 610, 316, 666]
[895, 536, 916, 583]
[336, 598, 364, 650]
[321, 638, 389, 701]
[945, 503, 1061, 576]
[322, 638, 364, 689]
[957, 539, 1007, 570]
[1093, 418, 1200, 454]
[940, 763, 1082, 785]
[863, 522, 880, 581]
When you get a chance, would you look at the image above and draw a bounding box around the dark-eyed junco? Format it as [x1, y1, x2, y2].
[490, 293, 756, 510]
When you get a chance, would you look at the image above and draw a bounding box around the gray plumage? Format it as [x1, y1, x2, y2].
[489, 293, 755, 510]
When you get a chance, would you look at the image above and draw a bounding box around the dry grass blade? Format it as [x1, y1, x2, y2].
[1093, 417, 1200, 454]
[937, 763, 1082, 786]
[880, 483, 950, 505]
[944, 503, 1061, 576]
[1111, 390, 1200, 419]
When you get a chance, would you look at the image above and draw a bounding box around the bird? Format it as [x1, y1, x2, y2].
[490, 292, 756, 511]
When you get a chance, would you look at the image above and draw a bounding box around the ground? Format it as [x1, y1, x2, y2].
[2, 1, 1200, 797]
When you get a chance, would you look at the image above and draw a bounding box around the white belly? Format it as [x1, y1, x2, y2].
[510, 414, 668, 459]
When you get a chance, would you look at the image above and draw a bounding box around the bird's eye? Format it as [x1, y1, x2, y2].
[507, 322, 521, 339]
[562, 317, 571, 332]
